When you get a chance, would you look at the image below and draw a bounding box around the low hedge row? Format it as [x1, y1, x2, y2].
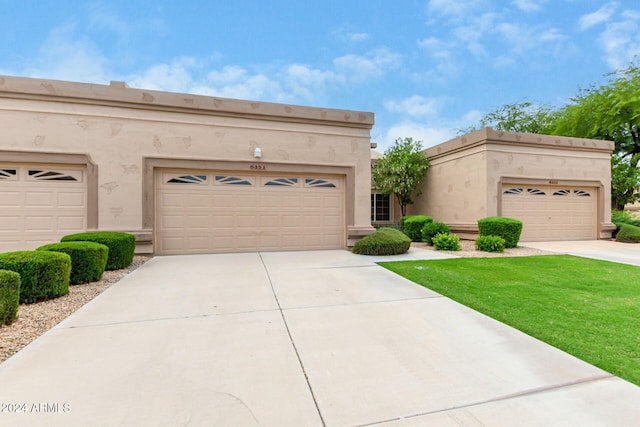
[0, 251, 70, 304]
[37, 242, 109, 285]
[353, 227, 411, 255]
[0, 270, 20, 325]
[61, 232, 135, 270]
[477, 216, 522, 248]
[401, 215, 433, 241]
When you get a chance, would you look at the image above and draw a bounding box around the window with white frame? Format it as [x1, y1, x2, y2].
[371, 193, 390, 222]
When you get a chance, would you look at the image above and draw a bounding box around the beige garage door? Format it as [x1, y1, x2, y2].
[501, 185, 596, 241]
[156, 170, 345, 254]
[0, 164, 87, 251]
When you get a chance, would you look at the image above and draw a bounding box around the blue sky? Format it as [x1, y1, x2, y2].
[1, 1, 639, 151]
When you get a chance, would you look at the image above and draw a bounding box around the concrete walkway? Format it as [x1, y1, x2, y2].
[522, 239, 640, 266]
[1, 248, 639, 426]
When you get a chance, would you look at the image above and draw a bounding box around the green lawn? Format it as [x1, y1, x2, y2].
[379, 255, 640, 386]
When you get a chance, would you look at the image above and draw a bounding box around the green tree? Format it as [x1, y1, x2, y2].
[552, 65, 640, 209]
[467, 65, 640, 209]
[611, 154, 640, 210]
[372, 137, 430, 217]
[463, 101, 557, 134]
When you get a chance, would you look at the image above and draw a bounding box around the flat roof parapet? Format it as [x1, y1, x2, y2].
[425, 127, 614, 159]
[0, 75, 374, 129]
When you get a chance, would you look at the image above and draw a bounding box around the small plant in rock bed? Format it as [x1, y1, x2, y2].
[421, 221, 450, 245]
[432, 233, 461, 251]
[475, 235, 506, 253]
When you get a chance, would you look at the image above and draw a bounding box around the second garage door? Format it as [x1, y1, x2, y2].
[156, 170, 345, 254]
[0, 164, 87, 251]
[501, 184, 597, 241]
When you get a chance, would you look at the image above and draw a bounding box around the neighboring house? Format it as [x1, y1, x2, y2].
[408, 128, 616, 242]
[0, 75, 375, 255]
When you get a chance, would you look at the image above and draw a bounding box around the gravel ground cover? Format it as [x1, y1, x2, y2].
[0, 256, 150, 364]
[412, 240, 555, 257]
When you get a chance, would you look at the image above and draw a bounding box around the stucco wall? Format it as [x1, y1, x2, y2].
[410, 128, 614, 238]
[0, 76, 374, 249]
[409, 146, 488, 231]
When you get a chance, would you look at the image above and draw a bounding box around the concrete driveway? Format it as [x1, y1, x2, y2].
[1, 248, 639, 426]
[521, 240, 640, 266]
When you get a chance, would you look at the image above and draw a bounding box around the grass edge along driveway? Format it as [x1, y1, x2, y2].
[379, 255, 640, 387]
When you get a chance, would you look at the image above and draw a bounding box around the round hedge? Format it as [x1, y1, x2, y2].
[0, 270, 21, 325]
[37, 241, 109, 285]
[352, 227, 411, 255]
[61, 232, 135, 270]
[0, 251, 70, 304]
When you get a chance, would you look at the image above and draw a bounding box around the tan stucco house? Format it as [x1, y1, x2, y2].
[0, 75, 375, 255]
[408, 128, 616, 241]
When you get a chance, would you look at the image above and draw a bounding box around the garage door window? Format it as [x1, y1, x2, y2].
[304, 178, 337, 188]
[264, 177, 298, 187]
[28, 169, 82, 182]
[166, 174, 207, 184]
[0, 169, 17, 180]
[215, 175, 254, 186]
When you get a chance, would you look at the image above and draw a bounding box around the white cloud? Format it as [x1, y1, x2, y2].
[348, 32, 370, 43]
[599, 9, 640, 69]
[376, 122, 455, 152]
[579, 2, 618, 31]
[512, 0, 547, 13]
[426, 0, 487, 18]
[496, 23, 565, 55]
[384, 96, 443, 118]
[331, 28, 371, 44]
[22, 22, 109, 84]
[128, 57, 196, 93]
[333, 48, 401, 82]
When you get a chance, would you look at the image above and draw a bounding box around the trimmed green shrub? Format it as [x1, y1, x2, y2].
[421, 221, 451, 245]
[432, 233, 461, 251]
[477, 216, 523, 248]
[0, 270, 20, 325]
[475, 235, 506, 253]
[401, 215, 434, 241]
[61, 231, 135, 270]
[615, 223, 640, 243]
[352, 227, 411, 255]
[37, 242, 109, 285]
[0, 251, 70, 304]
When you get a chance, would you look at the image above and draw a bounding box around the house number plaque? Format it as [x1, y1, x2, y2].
[250, 164, 266, 171]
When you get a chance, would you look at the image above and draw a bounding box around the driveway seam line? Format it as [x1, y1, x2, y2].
[353, 373, 616, 426]
[258, 252, 327, 427]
